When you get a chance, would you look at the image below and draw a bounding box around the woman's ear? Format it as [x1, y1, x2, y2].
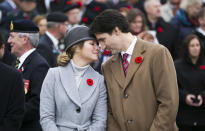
[74, 46, 81, 53]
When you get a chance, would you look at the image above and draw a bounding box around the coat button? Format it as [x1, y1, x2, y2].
[124, 94, 128, 99]
[76, 107, 81, 113]
[127, 120, 133, 124]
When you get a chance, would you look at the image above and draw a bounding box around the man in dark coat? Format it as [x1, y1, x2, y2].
[37, 12, 68, 67]
[144, 0, 179, 59]
[0, 61, 25, 131]
[194, 7, 205, 52]
[0, 0, 20, 32]
[7, 19, 49, 131]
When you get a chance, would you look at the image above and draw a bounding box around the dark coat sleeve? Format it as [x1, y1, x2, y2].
[37, 43, 58, 67]
[0, 71, 25, 131]
[23, 64, 49, 122]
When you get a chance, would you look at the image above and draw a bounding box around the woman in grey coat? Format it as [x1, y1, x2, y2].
[40, 25, 107, 131]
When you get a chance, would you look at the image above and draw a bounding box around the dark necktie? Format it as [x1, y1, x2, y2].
[122, 53, 129, 76]
[14, 59, 20, 69]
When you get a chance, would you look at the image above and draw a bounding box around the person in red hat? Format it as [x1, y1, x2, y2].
[0, 32, 25, 131]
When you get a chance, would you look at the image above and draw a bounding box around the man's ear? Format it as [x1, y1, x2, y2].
[75, 46, 81, 53]
[22, 35, 29, 44]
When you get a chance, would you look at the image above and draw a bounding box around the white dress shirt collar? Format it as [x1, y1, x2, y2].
[121, 36, 137, 56]
[120, 36, 137, 63]
[197, 27, 205, 36]
[18, 48, 36, 69]
[7, 0, 17, 10]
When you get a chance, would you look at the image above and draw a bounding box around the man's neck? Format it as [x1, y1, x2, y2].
[72, 55, 90, 67]
[122, 33, 136, 52]
[47, 30, 60, 40]
[148, 15, 158, 24]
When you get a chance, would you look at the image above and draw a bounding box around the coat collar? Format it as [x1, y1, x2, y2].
[59, 62, 98, 107]
[19, 50, 37, 70]
[110, 38, 146, 89]
[44, 34, 55, 49]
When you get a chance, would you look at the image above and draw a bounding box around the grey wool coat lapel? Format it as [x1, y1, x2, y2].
[59, 63, 82, 107]
[78, 65, 98, 104]
[59, 63, 98, 107]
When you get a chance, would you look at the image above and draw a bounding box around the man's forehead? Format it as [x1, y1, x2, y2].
[10, 32, 16, 35]
[95, 33, 108, 38]
[10, 32, 19, 35]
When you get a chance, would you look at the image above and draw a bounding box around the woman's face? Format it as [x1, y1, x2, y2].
[79, 40, 99, 63]
[130, 16, 143, 34]
[188, 38, 201, 58]
[38, 19, 47, 36]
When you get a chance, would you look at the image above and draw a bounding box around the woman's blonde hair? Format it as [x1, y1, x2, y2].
[33, 15, 46, 25]
[57, 42, 84, 66]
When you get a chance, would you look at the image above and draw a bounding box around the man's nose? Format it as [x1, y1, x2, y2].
[7, 37, 11, 44]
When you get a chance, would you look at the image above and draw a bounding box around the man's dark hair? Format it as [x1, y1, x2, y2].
[90, 9, 130, 34]
[181, 34, 204, 64]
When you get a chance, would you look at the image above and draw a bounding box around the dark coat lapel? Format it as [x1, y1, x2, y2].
[19, 51, 36, 71]
[44, 34, 55, 50]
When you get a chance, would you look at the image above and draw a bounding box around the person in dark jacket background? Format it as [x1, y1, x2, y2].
[194, 7, 205, 53]
[170, 0, 202, 41]
[37, 12, 68, 67]
[7, 19, 49, 131]
[175, 34, 205, 131]
[0, 61, 25, 131]
[0, 31, 16, 65]
[144, 0, 179, 59]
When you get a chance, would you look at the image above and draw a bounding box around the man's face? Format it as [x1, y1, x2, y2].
[146, 0, 161, 18]
[198, 15, 205, 27]
[170, 0, 179, 5]
[66, 8, 80, 25]
[187, 3, 202, 18]
[7, 32, 25, 57]
[59, 22, 68, 37]
[95, 32, 122, 54]
[20, 1, 36, 13]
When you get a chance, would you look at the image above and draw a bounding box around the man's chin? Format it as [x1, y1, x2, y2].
[111, 49, 121, 55]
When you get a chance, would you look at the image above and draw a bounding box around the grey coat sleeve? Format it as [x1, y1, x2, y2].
[87, 76, 107, 131]
[40, 69, 59, 131]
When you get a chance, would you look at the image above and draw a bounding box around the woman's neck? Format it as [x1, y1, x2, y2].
[72, 55, 89, 67]
[190, 57, 199, 65]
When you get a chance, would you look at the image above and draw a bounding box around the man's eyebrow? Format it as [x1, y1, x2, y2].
[97, 38, 104, 41]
